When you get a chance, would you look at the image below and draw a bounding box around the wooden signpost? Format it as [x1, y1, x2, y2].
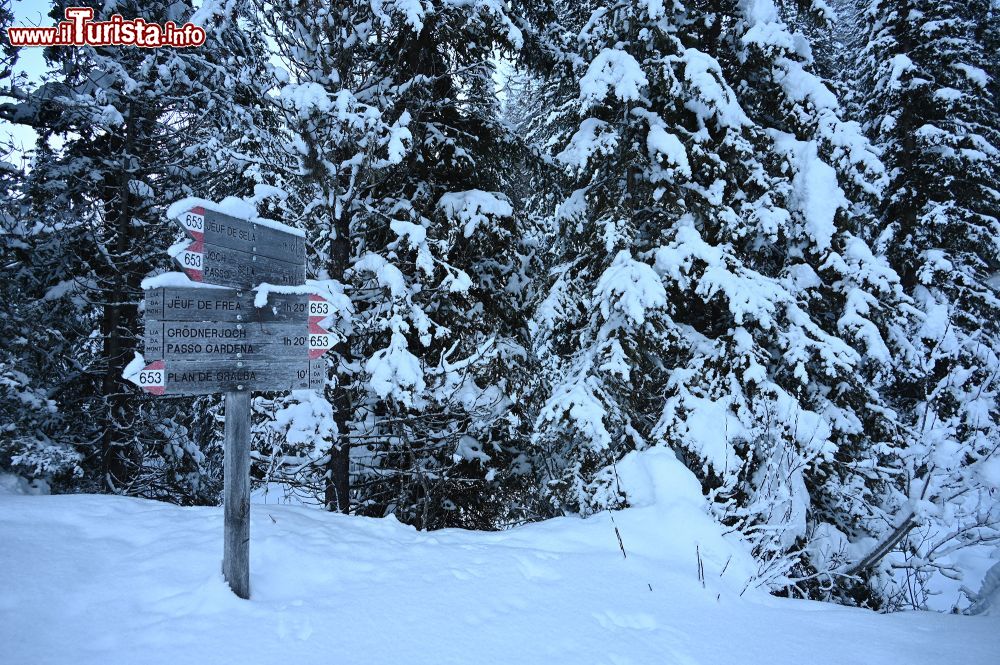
[175, 206, 306, 263]
[125, 203, 334, 600]
[144, 320, 312, 360]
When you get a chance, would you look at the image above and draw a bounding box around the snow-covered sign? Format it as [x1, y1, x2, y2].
[141, 288, 339, 376]
[166, 202, 306, 290]
[174, 206, 306, 264]
[143, 321, 313, 362]
[127, 198, 334, 599]
[145, 287, 311, 323]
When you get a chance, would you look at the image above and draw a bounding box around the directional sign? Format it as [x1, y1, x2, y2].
[133, 358, 325, 396]
[143, 321, 312, 362]
[135, 360, 167, 396]
[143, 289, 339, 363]
[130, 199, 320, 600]
[176, 207, 306, 264]
[308, 295, 336, 359]
[144, 287, 310, 323]
[173, 238, 306, 289]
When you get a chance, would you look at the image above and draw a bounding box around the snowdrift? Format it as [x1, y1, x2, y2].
[1, 468, 996, 664]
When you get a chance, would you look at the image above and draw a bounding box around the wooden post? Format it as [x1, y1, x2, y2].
[222, 390, 251, 599]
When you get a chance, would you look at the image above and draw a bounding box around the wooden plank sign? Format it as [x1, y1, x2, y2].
[176, 206, 306, 264]
[143, 321, 311, 362]
[144, 287, 310, 323]
[173, 238, 306, 289]
[132, 358, 325, 396]
[143, 289, 339, 362]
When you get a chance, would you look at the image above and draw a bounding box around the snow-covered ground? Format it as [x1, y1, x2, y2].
[1, 488, 996, 665]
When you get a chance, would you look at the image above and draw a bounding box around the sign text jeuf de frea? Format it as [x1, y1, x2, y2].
[127, 204, 336, 599]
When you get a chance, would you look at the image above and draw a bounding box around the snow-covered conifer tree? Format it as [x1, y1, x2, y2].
[530, 0, 919, 602]
[0, 0, 276, 499]
[255, 0, 537, 527]
[849, 0, 1000, 609]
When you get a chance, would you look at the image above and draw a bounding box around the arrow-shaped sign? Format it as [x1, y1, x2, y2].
[172, 237, 305, 289]
[131, 358, 325, 396]
[308, 294, 335, 359]
[173, 237, 205, 281]
[175, 206, 306, 264]
[143, 320, 314, 362]
[144, 287, 310, 323]
[136, 360, 166, 396]
[176, 207, 207, 237]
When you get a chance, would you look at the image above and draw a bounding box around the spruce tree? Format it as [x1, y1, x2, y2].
[0, 1, 275, 500]
[255, 0, 537, 528]
[851, 0, 1000, 609]
[530, 0, 915, 601]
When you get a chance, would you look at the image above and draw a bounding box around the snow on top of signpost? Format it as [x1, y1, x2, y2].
[165, 238, 191, 259]
[121, 352, 146, 384]
[140, 272, 227, 290]
[254, 279, 353, 314]
[166, 195, 305, 238]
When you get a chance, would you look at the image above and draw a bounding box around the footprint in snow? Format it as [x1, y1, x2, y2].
[513, 554, 561, 581]
[593, 610, 658, 631]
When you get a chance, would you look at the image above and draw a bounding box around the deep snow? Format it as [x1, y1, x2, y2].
[1, 492, 996, 665]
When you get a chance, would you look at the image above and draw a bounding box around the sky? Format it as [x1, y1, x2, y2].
[4, 0, 53, 165]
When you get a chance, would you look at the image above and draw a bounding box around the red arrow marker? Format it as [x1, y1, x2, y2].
[176, 207, 206, 241]
[308, 321, 335, 359]
[137, 360, 165, 395]
[308, 295, 335, 359]
[308, 294, 332, 321]
[173, 237, 204, 282]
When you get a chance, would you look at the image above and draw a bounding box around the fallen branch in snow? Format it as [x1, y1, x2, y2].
[844, 514, 920, 577]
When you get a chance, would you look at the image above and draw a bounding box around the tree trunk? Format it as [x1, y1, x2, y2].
[324, 381, 351, 513]
[101, 102, 142, 492]
[324, 221, 351, 513]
